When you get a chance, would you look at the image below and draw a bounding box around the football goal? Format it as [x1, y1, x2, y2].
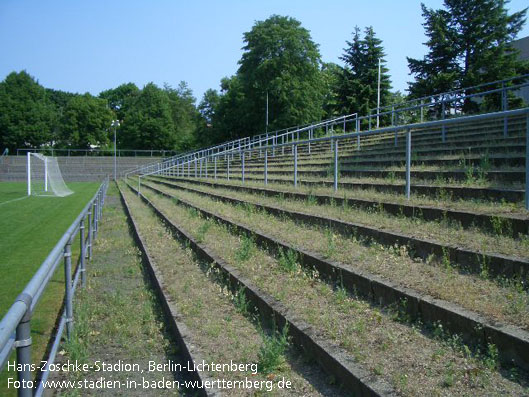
[27, 152, 74, 197]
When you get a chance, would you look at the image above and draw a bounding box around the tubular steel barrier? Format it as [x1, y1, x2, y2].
[138, 108, 529, 210]
[16, 148, 176, 158]
[125, 113, 358, 178]
[0, 178, 109, 396]
[127, 74, 529, 183]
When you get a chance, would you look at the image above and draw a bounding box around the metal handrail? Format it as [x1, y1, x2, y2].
[145, 108, 529, 209]
[128, 74, 529, 179]
[0, 178, 109, 396]
[375, 73, 529, 114]
[126, 112, 358, 178]
[16, 148, 176, 157]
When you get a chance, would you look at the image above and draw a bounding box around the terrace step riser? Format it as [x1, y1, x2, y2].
[240, 131, 526, 162]
[128, 183, 394, 396]
[140, 181, 529, 373]
[187, 176, 524, 203]
[118, 186, 220, 397]
[239, 152, 526, 169]
[214, 169, 524, 183]
[154, 176, 528, 238]
[150, 179, 529, 282]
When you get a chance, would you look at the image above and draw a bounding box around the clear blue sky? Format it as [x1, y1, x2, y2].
[1, 0, 528, 103]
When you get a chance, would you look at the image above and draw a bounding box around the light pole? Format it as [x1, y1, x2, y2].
[111, 120, 120, 181]
[377, 58, 381, 129]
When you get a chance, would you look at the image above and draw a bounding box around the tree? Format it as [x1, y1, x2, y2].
[337, 26, 392, 122]
[237, 15, 324, 135]
[408, 0, 528, 99]
[0, 71, 57, 151]
[212, 76, 249, 142]
[407, 6, 459, 98]
[99, 83, 140, 120]
[119, 83, 177, 150]
[320, 62, 341, 120]
[195, 89, 221, 147]
[164, 81, 198, 151]
[57, 93, 114, 149]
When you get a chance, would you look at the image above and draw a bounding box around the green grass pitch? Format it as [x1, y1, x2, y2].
[0, 181, 100, 393]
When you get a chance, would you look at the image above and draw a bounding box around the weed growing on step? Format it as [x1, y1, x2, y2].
[478, 254, 491, 280]
[196, 219, 212, 243]
[258, 323, 290, 375]
[236, 234, 256, 262]
[278, 248, 299, 273]
[490, 215, 513, 237]
[324, 229, 336, 258]
[306, 193, 318, 206]
[233, 286, 251, 316]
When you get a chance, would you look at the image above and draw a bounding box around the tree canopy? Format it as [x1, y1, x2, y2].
[221, 15, 325, 138]
[1, 9, 528, 154]
[0, 71, 57, 151]
[408, 0, 528, 98]
[337, 26, 392, 118]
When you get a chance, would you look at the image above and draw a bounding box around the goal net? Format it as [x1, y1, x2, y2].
[27, 153, 74, 197]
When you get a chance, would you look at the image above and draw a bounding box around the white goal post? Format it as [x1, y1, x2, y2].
[27, 152, 74, 197]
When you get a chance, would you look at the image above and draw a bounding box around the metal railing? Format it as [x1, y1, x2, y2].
[16, 148, 176, 158]
[127, 74, 529, 180]
[0, 178, 109, 396]
[374, 73, 529, 116]
[140, 108, 529, 210]
[125, 113, 359, 178]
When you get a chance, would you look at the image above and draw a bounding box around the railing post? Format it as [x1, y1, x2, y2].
[242, 151, 245, 183]
[420, 100, 424, 122]
[525, 113, 529, 210]
[406, 128, 411, 200]
[64, 237, 74, 339]
[227, 157, 230, 181]
[308, 128, 312, 154]
[503, 83, 508, 137]
[93, 196, 98, 239]
[80, 219, 86, 287]
[441, 100, 446, 142]
[88, 209, 93, 260]
[214, 157, 217, 180]
[194, 158, 197, 178]
[391, 106, 395, 126]
[282, 135, 285, 155]
[15, 293, 32, 397]
[293, 144, 298, 187]
[264, 149, 268, 185]
[334, 139, 338, 192]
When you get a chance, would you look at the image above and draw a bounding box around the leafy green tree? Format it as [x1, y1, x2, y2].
[57, 93, 114, 149]
[195, 89, 221, 147]
[99, 83, 140, 120]
[213, 76, 251, 141]
[119, 83, 177, 150]
[164, 81, 198, 151]
[337, 26, 392, 121]
[407, 6, 459, 98]
[237, 15, 324, 134]
[0, 71, 57, 151]
[320, 62, 341, 120]
[408, 0, 528, 99]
